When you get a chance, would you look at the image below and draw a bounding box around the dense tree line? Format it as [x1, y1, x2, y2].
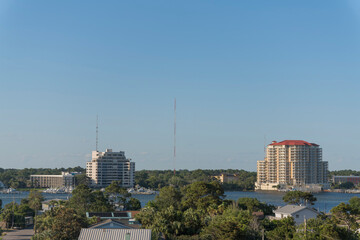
[2, 167, 360, 191]
[135, 169, 257, 191]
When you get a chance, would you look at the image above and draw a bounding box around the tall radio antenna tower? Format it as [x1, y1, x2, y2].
[96, 115, 99, 151]
[173, 98, 176, 176]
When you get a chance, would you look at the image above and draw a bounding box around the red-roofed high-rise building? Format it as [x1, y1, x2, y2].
[255, 140, 328, 190]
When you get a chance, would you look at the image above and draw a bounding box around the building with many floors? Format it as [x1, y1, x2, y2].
[332, 176, 360, 185]
[86, 149, 135, 188]
[30, 172, 75, 188]
[256, 140, 328, 190]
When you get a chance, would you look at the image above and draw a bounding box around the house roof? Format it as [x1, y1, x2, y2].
[88, 219, 134, 229]
[270, 140, 318, 146]
[42, 199, 67, 204]
[86, 212, 130, 219]
[274, 205, 319, 215]
[78, 229, 151, 240]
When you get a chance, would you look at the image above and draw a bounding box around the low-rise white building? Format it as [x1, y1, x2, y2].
[30, 172, 75, 188]
[273, 205, 319, 225]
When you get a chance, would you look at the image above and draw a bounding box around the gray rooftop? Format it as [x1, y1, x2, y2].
[78, 229, 151, 240]
[274, 205, 318, 215]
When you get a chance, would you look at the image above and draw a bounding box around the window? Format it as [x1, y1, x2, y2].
[296, 214, 299, 218]
[125, 233, 131, 240]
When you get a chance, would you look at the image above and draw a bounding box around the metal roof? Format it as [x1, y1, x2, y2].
[78, 229, 151, 240]
[274, 205, 318, 215]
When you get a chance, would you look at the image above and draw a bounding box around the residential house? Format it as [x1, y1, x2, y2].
[273, 205, 319, 225]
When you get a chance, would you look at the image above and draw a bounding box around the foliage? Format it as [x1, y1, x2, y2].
[181, 181, 224, 211]
[33, 206, 88, 240]
[200, 208, 259, 240]
[330, 170, 360, 177]
[148, 186, 182, 210]
[0, 201, 34, 228]
[28, 190, 44, 210]
[349, 196, 360, 214]
[237, 197, 275, 215]
[137, 181, 276, 239]
[125, 197, 141, 210]
[293, 214, 359, 240]
[283, 191, 317, 205]
[135, 169, 257, 191]
[330, 202, 359, 230]
[266, 217, 296, 240]
[74, 173, 91, 186]
[67, 184, 113, 214]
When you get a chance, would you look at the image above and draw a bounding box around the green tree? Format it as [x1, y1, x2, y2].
[237, 197, 275, 215]
[266, 217, 296, 240]
[283, 191, 317, 205]
[293, 214, 358, 240]
[74, 173, 91, 186]
[151, 186, 182, 210]
[331, 202, 358, 231]
[181, 181, 224, 211]
[33, 206, 88, 240]
[89, 190, 113, 212]
[28, 190, 44, 211]
[349, 196, 360, 214]
[68, 184, 94, 214]
[200, 208, 257, 240]
[136, 206, 183, 239]
[125, 197, 141, 210]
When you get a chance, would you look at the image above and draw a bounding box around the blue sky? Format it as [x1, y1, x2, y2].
[1, 0, 360, 170]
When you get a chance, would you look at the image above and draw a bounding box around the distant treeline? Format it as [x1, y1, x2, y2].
[135, 169, 257, 191]
[0, 167, 356, 190]
[329, 169, 360, 177]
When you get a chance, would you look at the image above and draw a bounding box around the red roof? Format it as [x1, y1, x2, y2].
[270, 140, 319, 146]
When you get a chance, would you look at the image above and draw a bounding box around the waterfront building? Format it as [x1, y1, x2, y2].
[332, 176, 360, 185]
[214, 173, 239, 183]
[273, 205, 319, 225]
[255, 140, 328, 190]
[86, 149, 135, 188]
[30, 172, 75, 188]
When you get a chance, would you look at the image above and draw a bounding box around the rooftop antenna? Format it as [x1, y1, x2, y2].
[264, 135, 267, 154]
[174, 98, 176, 176]
[96, 115, 99, 152]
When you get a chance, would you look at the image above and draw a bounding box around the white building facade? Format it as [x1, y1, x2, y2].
[256, 140, 328, 190]
[86, 149, 135, 188]
[30, 172, 75, 188]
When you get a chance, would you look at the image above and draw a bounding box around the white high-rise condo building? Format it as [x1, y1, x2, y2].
[86, 149, 135, 188]
[255, 140, 328, 190]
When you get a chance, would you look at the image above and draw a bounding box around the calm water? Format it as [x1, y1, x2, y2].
[2, 191, 359, 213]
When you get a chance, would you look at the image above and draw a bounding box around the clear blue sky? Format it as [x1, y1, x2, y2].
[1, 0, 360, 171]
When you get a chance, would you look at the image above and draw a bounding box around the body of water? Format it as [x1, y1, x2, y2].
[2, 191, 359, 213]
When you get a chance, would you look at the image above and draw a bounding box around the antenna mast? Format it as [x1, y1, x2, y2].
[96, 115, 99, 151]
[174, 98, 176, 176]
